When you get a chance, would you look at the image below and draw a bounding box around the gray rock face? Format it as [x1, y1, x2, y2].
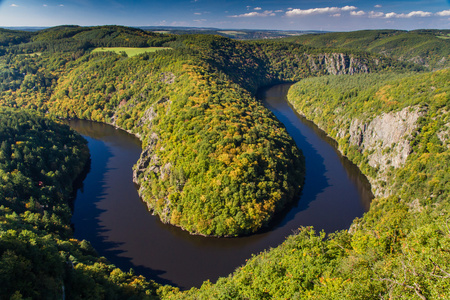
[130, 97, 175, 223]
[336, 106, 425, 197]
[437, 122, 450, 149]
[133, 132, 159, 184]
[306, 53, 370, 75]
[347, 107, 424, 170]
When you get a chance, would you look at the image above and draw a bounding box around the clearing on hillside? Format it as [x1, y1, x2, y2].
[91, 47, 172, 57]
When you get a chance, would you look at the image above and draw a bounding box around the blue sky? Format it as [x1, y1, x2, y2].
[0, 0, 449, 31]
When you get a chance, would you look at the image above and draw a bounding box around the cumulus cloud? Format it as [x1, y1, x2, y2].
[194, 12, 202, 15]
[10, 3, 18, 7]
[286, 6, 357, 17]
[59, 4, 64, 6]
[254, 7, 262, 11]
[43, 4, 48, 6]
[332, 13, 341, 17]
[229, 10, 275, 18]
[385, 11, 432, 18]
[436, 10, 450, 16]
[350, 10, 366, 16]
[374, 5, 382, 8]
[342, 6, 357, 11]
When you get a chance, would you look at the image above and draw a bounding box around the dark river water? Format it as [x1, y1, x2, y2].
[68, 84, 372, 290]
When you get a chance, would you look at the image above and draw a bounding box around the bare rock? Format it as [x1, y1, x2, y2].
[160, 72, 176, 84]
[305, 53, 370, 75]
[349, 106, 425, 170]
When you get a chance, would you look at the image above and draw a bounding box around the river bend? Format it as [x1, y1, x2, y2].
[69, 84, 372, 289]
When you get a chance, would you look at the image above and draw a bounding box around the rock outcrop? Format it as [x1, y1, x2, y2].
[306, 53, 371, 75]
[131, 97, 174, 223]
[336, 106, 426, 196]
[345, 107, 425, 169]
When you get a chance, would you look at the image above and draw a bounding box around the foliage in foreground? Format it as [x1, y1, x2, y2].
[0, 108, 161, 299]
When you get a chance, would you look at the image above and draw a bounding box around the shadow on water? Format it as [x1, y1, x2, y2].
[259, 87, 330, 229]
[284, 101, 372, 212]
[69, 119, 174, 286]
[67, 83, 373, 289]
[259, 83, 373, 233]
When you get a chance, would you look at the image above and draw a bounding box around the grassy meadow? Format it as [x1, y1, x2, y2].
[92, 46, 172, 57]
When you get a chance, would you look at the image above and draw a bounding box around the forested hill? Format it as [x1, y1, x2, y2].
[0, 108, 162, 299]
[1, 25, 176, 54]
[0, 25, 408, 237]
[0, 25, 448, 299]
[284, 29, 450, 70]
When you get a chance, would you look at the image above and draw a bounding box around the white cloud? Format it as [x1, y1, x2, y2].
[384, 12, 398, 18]
[229, 10, 275, 18]
[342, 6, 357, 11]
[194, 19, 207, 22]
[374, 5, 382, 8]
[194, 12, 202, 15]
[59, 4, 64, 7]
[385, 11, 432, 18]
[286, 6, 357, 17]
[406, 11, 432, 17]
[436, 10, 450, 17]
[351, 10, 366, 16]
[10, 3, 19, 7]
[254, 7, 262, 11]
[332, 13, 341, 17]
[275, 10, 284, 13]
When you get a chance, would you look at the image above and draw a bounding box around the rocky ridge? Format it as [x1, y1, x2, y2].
[305, 53, 372, 75]
[339, 106, 426, 197]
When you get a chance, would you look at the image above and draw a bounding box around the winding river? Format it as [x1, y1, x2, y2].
[68, 84, 372, 290]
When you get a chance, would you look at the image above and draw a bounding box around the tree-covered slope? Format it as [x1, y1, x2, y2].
[2, 25, 176, 55]
[165, 69, 450, 299]
[0, 108, 163, 299]
[286, 29, 450, 70]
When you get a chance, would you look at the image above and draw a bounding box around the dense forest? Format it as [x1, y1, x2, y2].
[0, 25, 449, 298]
[284, 29, 450, 70]
[0, 108, 164, 299]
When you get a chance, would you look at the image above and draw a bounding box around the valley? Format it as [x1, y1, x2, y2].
[0, 25, 448, 299]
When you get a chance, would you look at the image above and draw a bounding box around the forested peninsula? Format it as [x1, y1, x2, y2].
[1, 26, 449, 299]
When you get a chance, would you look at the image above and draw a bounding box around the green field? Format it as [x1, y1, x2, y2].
[91, 46, 172, 57]
[217, 30, 246, 36]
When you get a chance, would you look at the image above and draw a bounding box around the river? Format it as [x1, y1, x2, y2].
[68, 84, 372, 289]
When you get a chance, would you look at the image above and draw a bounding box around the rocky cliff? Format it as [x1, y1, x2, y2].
[305, 53, 372, 75]
[337, 106, 426, 196]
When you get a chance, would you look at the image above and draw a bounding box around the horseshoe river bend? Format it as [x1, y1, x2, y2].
[68, 84, 373, 290]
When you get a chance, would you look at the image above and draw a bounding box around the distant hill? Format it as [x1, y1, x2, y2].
[138, 26, 323, 40]
[3, 25, 324, 41]
[284, 29, 450, 69]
